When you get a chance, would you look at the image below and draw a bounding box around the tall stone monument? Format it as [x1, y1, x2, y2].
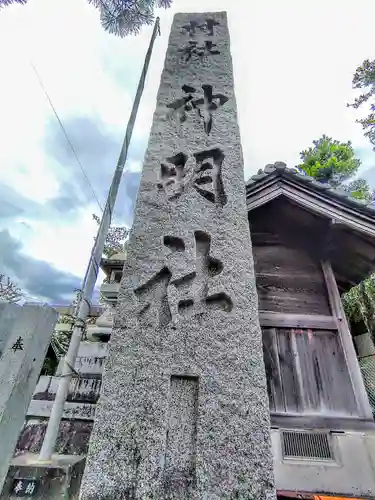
[81, 12, 275, 499]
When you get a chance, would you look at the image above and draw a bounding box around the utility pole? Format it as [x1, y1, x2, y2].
[38, 17, 161, 462]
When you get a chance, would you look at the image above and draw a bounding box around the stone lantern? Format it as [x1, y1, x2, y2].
[86, 245, 127, 342]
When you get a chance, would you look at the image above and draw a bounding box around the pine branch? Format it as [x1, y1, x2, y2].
[88, 0, 171, 37]
[0, 0, 28, 8]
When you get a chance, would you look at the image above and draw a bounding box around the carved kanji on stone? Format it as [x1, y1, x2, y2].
[166, 84, 228, 135]
[157, 152, 188, 200]
[201, 18, 220, 36]
[134, 268, 172, 328]
[166, 231, 233, 320]
[11, 336, 24, 352]
[196, 85, 229, 134]
[158, 149, 227, 207]
[181, 18, 220, 36]
[193, 148, 227, 206]
[134, 232, 232, 327]
[179, 40, 220, 63]
[80, 13, 277, 500]
[165, 84, 196, 130]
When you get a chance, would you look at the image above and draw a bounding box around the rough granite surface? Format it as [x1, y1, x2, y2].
[80, 12, 276, 500]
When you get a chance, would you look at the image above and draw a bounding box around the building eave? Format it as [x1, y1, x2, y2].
[246, 165, 375, 240]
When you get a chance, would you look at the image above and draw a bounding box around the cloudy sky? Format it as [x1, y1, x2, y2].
[0, 0, 374, 304]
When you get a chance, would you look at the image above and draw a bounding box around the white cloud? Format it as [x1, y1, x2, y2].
[125, 160, 142, 173]
[24, 207, 97, 276]
[1, 0, 375, 301]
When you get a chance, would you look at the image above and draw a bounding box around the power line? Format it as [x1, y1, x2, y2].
[30, 61, 104, 213]
[38, 16, 161, 463]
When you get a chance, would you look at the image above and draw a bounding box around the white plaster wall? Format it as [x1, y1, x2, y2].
[272, 428, 375, 497]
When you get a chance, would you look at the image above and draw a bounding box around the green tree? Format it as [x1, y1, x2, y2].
[92, 214, 128, 257]
[343, 275, 375, 342]
[297, 135, 373, 201]
[0, 0, 172, 37]
[345, 178, 373, 202]
[348, 59, 375, 150]
[298, 135, 360, 186]
[89, 0, 172, 37]
[298, 136, 375, 341]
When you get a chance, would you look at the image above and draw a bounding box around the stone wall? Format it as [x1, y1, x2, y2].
[15, 341, 104, 460]
[33, 376, 102, 403]
[16, 419, 93, 456]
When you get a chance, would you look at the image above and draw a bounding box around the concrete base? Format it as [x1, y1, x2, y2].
[0, 454, 85, 500]
[272, 428, 375, 498]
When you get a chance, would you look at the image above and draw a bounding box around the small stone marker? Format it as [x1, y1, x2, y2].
[11, 478, 39, 497]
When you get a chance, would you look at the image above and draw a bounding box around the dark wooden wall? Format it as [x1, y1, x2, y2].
[262, 328, 358, 416]
[253, 244, 330, 316]
[249, 198, 362, 420]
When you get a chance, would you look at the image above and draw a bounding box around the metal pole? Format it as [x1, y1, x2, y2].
[38, 17, 161, 461]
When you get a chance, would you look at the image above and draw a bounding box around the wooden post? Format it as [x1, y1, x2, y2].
[321, 261, 373, 419]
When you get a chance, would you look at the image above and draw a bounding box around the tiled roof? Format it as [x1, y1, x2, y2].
[246, 161, 375, 216]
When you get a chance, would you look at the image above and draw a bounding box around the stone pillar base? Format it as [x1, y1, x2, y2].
[1, 454, 85, 500]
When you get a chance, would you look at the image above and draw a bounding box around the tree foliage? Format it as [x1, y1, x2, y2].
[298, 135, 361, 187]
[0, 0, 28, 7]
[345, 178, 374, 202]
[297, 135, 373, 201]
[343, 274, 375, 340]
[92, 213, 128, 258]
[88, 0, 172, 37]
[349, 59, 375, 150]
[298, 136, 375, 335]
[0, 0, 173, 37]
[0, 274, 23, 303]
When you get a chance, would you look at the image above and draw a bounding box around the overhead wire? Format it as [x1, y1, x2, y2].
[30, 60, 106, 309]
[30, 60, 104, 213]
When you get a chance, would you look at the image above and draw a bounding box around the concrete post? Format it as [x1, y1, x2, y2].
[0, 303, 57, 493]
[37, 18, 160, 462]
[80, 12, 276, 499]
